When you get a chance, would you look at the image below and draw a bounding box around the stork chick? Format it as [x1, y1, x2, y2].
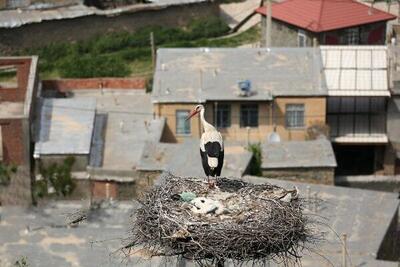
[186, 105, 224, 186]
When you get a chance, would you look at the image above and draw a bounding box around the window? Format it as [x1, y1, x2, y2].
[240, 104, 258, 127]
[215, 104, 231, 128]
[345, 27, 359, 45]
[0, 65, 18, 89]
[286, 104, 305, 128]
[176, 110, 190, 135]
[298, 30, 307, 47]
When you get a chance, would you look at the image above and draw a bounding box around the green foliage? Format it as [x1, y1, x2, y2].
[14, 256, 29, 267]
[0, 162, 17, 186]
[58, 54, 130, 78]
[247, 143, 262, 176]
[37, 156, 76, 198]
[186, 17, 230, 40]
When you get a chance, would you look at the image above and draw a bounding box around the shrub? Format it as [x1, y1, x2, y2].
[247, 143, 262, 176]
[59, 54, 130, 78]
[37, 156, 76, 197]
[0, 163, 17, 186]
[187, 17, 230, 40]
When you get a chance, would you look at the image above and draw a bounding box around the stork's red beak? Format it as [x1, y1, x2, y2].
[186, 109, 199, 121]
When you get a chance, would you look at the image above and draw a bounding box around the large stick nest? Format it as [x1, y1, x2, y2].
[125, 174, 319, 265]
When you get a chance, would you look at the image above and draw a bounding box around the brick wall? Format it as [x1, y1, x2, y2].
[92, 181, 118, 199]
[0, 58, 32, 102]
[0, 119, 25, 165]
[42, 77, 146, 92]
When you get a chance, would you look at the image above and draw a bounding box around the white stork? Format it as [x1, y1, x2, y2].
[186, 104, 224, 185]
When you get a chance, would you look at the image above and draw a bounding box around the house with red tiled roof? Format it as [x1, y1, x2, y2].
[255, 0, 396, 46]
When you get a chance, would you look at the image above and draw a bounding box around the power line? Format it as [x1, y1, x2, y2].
[40, 102, 327, 120]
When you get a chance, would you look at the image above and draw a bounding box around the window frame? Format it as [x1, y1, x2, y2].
[240, 104, 259, 128]
[285, 103, 305, 129]
[215, 104, 231, 128]
[345, 27, 360, 45]
[175, 109, 191, 135]
[298, 30, 307, 47]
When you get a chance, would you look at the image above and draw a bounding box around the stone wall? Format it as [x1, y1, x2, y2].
[0, 2, 219, 52]
[261, 167, 335, 185]
[261, 17, 316, 47]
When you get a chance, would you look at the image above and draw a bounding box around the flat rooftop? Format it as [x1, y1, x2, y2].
[0, 178, 398, 266]
[152, 48, 328, 103]
[34, 98, 96, 156]
[262, 139, 337, 169]
[70, 89, 164, 171]
[243, 176, 399, 267]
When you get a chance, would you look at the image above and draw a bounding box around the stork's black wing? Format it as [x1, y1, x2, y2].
[204, 142, 222, 157]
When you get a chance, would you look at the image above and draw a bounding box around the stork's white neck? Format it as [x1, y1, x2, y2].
[200, 108, 216, 133]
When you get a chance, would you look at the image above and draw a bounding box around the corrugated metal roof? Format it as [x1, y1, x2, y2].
[261, 138, 337, 169]
[321, 45, 390, 96]
[34, 97, 96, 156]
[152, 48, 327, 103]
[255, 0, 396, 33]
[0, 0, 208, 28]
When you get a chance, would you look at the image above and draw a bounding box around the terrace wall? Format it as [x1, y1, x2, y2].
[0, 2, 219, 52]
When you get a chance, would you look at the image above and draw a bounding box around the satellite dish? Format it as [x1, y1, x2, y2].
[268, 131, 281, 143]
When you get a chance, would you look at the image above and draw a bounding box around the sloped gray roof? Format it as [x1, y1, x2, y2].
[152, 48, 328, 103]
[261, 138, 337, 169]
[34, 97, 96, 156]
[137, 139, 252, 177]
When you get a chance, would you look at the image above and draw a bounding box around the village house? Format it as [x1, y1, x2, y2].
[0, 56, 39, 205]
[152, 47, 328, 144]
[255, 0, 396, 47]
[0, 57, 39, 169]
[321, 45, 393, 176]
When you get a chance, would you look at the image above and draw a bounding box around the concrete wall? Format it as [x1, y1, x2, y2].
[0, 2, 219, 52]
[155, 97, 326, 143]
[262, 167, 335, 185]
